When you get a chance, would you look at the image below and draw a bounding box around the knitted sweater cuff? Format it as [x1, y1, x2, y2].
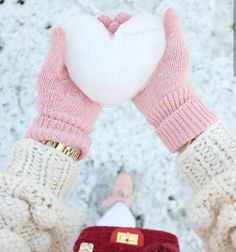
[177, 122, 236, 251]
[148, 88, 217, 152]
[177, 121, 236, 191]
[4, 139, 80, 200]
[0, 139, 83, 251]
[26, 115, 91, 159]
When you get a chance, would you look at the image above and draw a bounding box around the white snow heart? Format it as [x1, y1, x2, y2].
[63, 13, 166, 106]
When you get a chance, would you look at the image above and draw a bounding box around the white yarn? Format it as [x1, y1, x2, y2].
[0, 228, 31, 252]
[0, 139, 84, 252]
[178, 121, 236, 252]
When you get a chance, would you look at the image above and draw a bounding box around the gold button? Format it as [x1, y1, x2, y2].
[116, 232, 139, 245]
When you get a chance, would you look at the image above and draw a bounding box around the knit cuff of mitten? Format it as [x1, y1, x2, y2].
[3, 138, 80, 200]
[26, 115, 91, 159]
[148, 88, 217, 152]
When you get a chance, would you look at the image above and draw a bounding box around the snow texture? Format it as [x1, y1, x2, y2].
[64, 13, 165, 106]
[0, 0, 235, 251]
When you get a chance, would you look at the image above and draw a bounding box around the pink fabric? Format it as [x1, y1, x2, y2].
[98, 13, 131, 34]
[133, 8, 217, 152]
[101, 172, 134, 208]
[26, 28, 101, 159]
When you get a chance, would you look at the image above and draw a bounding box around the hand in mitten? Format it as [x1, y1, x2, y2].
[133, 8, 216, 152]
[98, 13, 131, 34]
[27, 28, 101, 159]
[0, 27, 98, 251]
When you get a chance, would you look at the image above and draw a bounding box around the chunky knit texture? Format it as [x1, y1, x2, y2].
[177, 121, 236, 252]
[133, 8, 217, 152]
[0, 139, 84, 252]
[26, 28, 101, 159]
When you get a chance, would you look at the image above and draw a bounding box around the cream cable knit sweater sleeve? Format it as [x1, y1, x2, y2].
[0, 139, 84, 252]
[177, 121, 236, 252]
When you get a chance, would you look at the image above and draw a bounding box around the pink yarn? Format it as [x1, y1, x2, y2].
[26, 28, 101, 159]
[133, 8, 217, 152]
[98, 13, 131, 34]
[97, 15, 113, 28]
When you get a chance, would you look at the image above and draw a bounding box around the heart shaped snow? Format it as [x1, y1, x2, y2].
[63, 13, 166, 106]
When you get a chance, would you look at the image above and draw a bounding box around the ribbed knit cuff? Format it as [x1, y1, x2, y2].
[148, 88, 217, 152]
[26, 115, 91, 159]
[177, 121, 236, 191]
[4, 139, 80, 200]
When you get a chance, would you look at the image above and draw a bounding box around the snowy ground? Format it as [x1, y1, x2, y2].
[0, 0, 235, 251]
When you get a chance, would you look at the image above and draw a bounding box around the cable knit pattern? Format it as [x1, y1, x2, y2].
[177, 121, 236, 252]
[4, 139, 81, 199]
[177, 121, 236, 191]
[0, 139, 84, 252]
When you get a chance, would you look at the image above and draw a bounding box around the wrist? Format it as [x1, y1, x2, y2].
[40, 140, 81, 161]
[148, 88, 217, 152]
[26, 115, 91, 159]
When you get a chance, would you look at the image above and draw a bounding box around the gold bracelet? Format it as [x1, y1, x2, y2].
[40, 140, 81, 161]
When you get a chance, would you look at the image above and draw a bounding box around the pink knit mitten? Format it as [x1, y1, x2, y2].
[27, 28, 101, 158]
[98, 13, 131, 34]
[133, 8, 217, 152]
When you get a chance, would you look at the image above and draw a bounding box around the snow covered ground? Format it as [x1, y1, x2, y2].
[0, 0, 235, 251]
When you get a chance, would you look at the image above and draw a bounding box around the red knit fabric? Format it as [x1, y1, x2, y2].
[74, 226, 179, 252]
